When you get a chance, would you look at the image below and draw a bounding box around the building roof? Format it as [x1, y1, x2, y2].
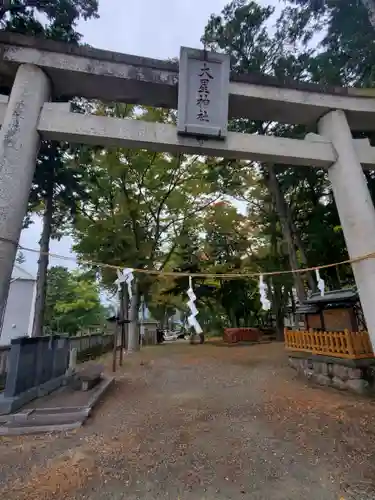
[295, 304, 320, 314]
[11, 265, 36, 281]
[295, 288, 358, 315]
[306, 288, 358, 304]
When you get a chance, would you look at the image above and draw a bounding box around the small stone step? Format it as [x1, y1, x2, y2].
[4, 407, 91, 426]
[0, 376, 114, 436]
[0, 420, 84, 436]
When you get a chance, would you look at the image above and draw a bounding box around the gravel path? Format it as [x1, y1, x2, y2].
[1, 341, 375, 499]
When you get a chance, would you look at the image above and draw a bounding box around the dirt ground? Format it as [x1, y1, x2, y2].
[1, 341, 375, 499]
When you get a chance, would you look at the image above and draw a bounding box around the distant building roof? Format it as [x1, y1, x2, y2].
[11, 265, 36, 281]
[295, 288, 358, 315]
[295, 304, 320, 314]
[306, 288, 358, 304]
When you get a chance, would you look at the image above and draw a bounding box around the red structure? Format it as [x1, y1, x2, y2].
[224, 328, 262, 344]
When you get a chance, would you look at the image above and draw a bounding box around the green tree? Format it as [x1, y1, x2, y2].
[279, 0, 375, 87]
[274, 0, 375, 287]
[203, 0, 317, 313]
[202, 0, 375, 335]
[73, 105, 234, 350]
[44, 266, 106, 335]
[30, 143, 89, 337]
[162, 202, 264, 335]
[202, 203, 262, 329]
[0, 0, 98, 42]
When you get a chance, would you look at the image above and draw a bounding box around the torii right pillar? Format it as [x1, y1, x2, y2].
[318, 109, 375, 349]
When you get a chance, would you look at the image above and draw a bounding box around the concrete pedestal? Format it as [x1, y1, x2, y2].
[0, 64, 50, 323]
[318, 110, 375, 348]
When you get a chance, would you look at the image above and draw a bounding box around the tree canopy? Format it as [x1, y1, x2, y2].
[3, 0, 374, 339]
[44, 266, 107, 335]
[68, 0, 375, 339]
[0, 0, 98, 42]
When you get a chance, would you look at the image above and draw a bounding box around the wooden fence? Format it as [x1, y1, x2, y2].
[68, 333, 113, 353]
[0, 333, 113, 383]
[285, 329, 374, 359]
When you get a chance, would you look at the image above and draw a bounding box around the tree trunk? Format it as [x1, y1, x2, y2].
[118, 283, 125, 366]
[32, 186, 53, 337]
[335, 265, 342, 288]
[161, 308, 167, 329]
[123, 283, 129, 350]
[264, 165, 315, 300]
[280, 197, 315, 292]
[290, 221, 315, 291]
[275, 310, 285, 342]
[271, 283, 285, 341]
[127, 279, 140, 352]
[290, 289, 296, 314]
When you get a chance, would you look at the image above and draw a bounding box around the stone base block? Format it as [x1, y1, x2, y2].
[346, 378, 369, 394]
[0, 387, 37, 415]
[287, 351, 375, 368]
[37, 376, 65, 398]
[313, 374, 331, 386]
[347, 367, 362, 379]
[0, 375, 67, 415]
[288, 354, 374, 396]
[332, 364, 349, 381]
[332, 376, 347, 391]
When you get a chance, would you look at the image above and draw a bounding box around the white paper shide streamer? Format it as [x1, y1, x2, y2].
[259, 275, 271, 311]
[315, 269, 325, 297]
[187, 276, 202, 334]
[115, 268, 134, 300]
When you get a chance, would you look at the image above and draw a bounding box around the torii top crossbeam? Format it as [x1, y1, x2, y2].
[0, 32, 375, 130]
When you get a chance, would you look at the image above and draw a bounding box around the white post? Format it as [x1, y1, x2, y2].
[318, 109, 375, 347]
[67, 347, 77, 375]
[27, 278, 37, 337]
[139, 295, 145, 347]
[0, 64, 50, 326]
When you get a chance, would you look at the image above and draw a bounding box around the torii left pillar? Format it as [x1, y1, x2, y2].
[0, 64, 50, 324]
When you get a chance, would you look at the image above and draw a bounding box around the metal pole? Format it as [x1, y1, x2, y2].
[119, 282, 124, 367]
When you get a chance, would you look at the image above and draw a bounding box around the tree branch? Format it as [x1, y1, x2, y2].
[119, 174, 141, 251]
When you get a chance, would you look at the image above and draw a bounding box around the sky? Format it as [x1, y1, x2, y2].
[20, 0, 277, 277]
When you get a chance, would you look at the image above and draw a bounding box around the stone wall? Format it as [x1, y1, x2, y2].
[288, 355, 375, 395]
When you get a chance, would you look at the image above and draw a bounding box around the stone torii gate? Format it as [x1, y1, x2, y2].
[1, 33, 375, 346]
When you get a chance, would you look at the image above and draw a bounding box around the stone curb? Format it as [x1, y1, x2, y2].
[0, 376, 114, 436]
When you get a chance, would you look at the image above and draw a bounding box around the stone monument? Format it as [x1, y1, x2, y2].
[0, 335, 70, 415]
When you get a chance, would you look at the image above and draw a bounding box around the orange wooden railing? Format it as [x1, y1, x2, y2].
[284, 329, 374, 359]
